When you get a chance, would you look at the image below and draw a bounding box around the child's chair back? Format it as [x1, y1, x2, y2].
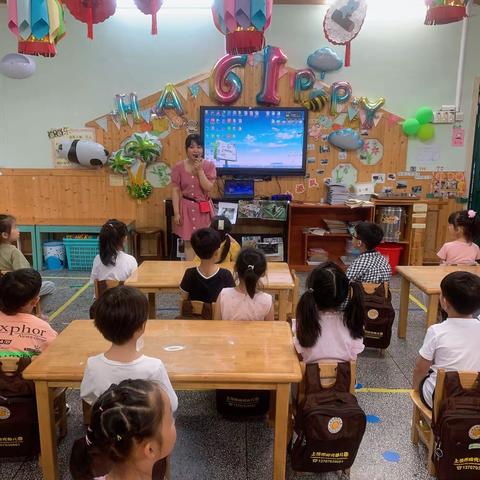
[90, 280, 123, 318]
[178, 300, 217, 320]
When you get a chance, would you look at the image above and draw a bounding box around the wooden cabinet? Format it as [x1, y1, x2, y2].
[287, 203, 374, 271]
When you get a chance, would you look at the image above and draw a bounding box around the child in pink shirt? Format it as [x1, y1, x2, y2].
[293, 262, 365, 363]
[437, 210, 480, 265]
[0, 269, 57, 358]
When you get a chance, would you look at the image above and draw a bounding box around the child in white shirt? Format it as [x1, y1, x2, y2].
[90, 219, 137, 283]
[413, 271, 480, 409]
[80, 285, 178, 412]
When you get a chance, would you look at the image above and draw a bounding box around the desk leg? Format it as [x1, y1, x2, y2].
[36, 381, 58, 480]
[278, 291, 288, 322]
[426, 294, 440, 329]
[397, 276, 410, 339]
[148, 293, 156, 318]
[273, 383, 289, 480]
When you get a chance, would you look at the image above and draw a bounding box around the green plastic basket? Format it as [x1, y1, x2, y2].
[63, 237, 99, 271]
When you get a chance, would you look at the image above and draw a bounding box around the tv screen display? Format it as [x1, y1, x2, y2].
[200, 106, 308, 177]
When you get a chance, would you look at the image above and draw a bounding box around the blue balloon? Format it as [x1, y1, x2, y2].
[307, 47, 343, 80]
[328, 128, 364, 151]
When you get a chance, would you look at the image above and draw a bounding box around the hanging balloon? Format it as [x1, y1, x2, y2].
[134, 0, 163, 35]
[417, 123, 435, 142]
[307, 47, 343, 80]
[115, 93, 143, 125]
[57, 140, 109, 168]
[64, 0, 117, 39]
[153, 83, 185, 117]
[402, 118, 420, 136]
[256, 46, 288, 106]
[209, 53, 248, 104]
[415, 106, 434, 125]
[360, 97, 385, 129]
[0, 53, 36, 79]
[330, 81, 352, 115]
[292, 69, 316, 103]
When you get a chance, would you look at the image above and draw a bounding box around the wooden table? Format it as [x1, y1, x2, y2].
[126, 261, 295, 321]
[397, 265, 480, 338]
[23, 320, 301, 480]
[33, 218, 135, 269]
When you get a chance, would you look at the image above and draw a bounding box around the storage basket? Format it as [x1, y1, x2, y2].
[63, 237, 99, 271]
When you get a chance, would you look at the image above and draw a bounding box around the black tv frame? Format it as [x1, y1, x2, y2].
[200, 105, 308, 177]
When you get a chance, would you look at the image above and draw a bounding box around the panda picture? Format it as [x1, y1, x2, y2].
[57, 140, 109, 167]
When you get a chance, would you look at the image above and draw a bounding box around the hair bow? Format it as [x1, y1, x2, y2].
[468, 209, 476, 219]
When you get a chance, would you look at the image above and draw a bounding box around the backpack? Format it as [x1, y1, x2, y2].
[0, 356, 39, 458]
[432, 371, 480, 480]
[361, 282, 395, 349]
[291, 362, 366, 473]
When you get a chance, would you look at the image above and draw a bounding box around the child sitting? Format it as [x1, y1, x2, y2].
[80, 285, 178, 412]
[413, 271, 480, 409]
[437, 210, 480, 265]
[293, 262, 365, 363]
[347, 221, 392, 283]
[90, 219, 138, 283]
[0, 214, 55, 297]
[216, 247, 274, 321]
[180, 228, 235, 304]
[0, 269, 57, 358]
[71, 379, 176, 480]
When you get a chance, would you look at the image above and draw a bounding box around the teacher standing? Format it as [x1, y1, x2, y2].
[171, 134, 216, 260]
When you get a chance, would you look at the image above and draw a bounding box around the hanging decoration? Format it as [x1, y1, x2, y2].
[256, 46, 288, 105]
[307, 47, 343, 80]
[114, 93, 143, 126]
[323, 0, 367, 67]
[211, 0, 273, 54]
[402, 107, 435, 142]
[360, 97, 385, 129]
[330, 81, 352, 115]
[292, 69, 316, 103]
[57, 140, 109, 167]
[134, 0, 163, 35]
[153, 83, 185, 117]
[209, 53, 248, 104]
[0, 53, 36, 79]
[328, 129, 364, 151]
[303, 90, 328, 111]
[9, 0, 66, 57]
[64, 0, 117, 39]
[424, 0, 467, 25]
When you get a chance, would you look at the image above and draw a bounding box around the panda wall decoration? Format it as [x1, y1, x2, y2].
[57, 140, 109, 168]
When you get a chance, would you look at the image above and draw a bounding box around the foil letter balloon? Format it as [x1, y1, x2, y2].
[209, 53, 248, 104]
[154, 83, 185, 117]
[256, 46, 288, 106]
[360, 97, 385, 129]
[115, 93, 142, 126]
[330, 81, 352, 115]
[292, 69, 316, 103]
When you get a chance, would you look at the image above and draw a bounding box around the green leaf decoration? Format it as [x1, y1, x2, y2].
[127, 180, 153, 200]
[109, 150, 134, 175]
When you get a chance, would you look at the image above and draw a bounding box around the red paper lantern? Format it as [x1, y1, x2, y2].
[425, 0, 467, 25]
[134, 0, 163, 35]
[64, 0, 117, 39]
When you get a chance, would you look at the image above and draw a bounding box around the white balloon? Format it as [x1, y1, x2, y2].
[0, 53, 36, 79]
[57, 140, 109, 168]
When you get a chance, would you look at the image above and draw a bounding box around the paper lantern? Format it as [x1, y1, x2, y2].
[212, 0, 273, 54]
[425, 0, 467, 25]
[64, 0, 117, 39]
[134, 0, 163, 35]
[9, 0, 66, 57]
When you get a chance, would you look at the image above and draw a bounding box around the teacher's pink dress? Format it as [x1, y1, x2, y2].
[171, 160, 216, 240]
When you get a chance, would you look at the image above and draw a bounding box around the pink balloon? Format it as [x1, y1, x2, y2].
[330, 81, 352, 115]
[209, 53, 248, 104]
[256, 46, 288, 105]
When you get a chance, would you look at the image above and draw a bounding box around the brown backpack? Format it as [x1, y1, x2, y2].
[291, 362, 366, 473]
[432, 371, 480, 479]
[361, 282, 395, 349]
[0, 357, 39, 458]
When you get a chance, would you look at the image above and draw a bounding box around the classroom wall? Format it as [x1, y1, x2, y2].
[0, 1, 478, 173]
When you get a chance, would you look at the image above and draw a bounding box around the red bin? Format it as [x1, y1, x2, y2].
[376, 243, 404, 274]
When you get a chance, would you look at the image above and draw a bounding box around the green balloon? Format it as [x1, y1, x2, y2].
[402, 118, 420, 136]
[416, 107, 434, 125]
[417, 123, 435, 142]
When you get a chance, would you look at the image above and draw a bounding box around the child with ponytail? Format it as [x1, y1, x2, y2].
[70, 379, 176, 480]
[293, 262, 366, 363]
[90, 219, 137, 283]
[215, 247, 273, 321]
[437, 209, 480, 265]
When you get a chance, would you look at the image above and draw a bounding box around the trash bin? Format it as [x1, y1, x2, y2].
[376, 207, 406, 242]
[43, 241, 66, 270]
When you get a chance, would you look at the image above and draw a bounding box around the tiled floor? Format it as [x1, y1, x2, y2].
[1, 271, 435, 479]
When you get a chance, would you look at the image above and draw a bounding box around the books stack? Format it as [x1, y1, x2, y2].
[326, 183, 350, 205]
[307, 247, 328, 266]
[345, 198, 374, 208]
[323, 219, 348, 234]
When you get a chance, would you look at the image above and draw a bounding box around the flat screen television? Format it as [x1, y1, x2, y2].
[200, 106, 308, 177]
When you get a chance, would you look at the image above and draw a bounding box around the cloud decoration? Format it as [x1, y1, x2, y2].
[0, 53, 36, 79]
[307, 47, 343, 79]
[328, 128, 364, 151]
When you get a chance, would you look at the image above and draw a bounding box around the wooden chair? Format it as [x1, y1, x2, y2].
[93, 279, 123, 299]
[178, 300, 218, 320]
[274, 269, 300, 322]
[410, 369, 480, 476]
[1, 356, 68, 439]
[133, 227, 165, 261]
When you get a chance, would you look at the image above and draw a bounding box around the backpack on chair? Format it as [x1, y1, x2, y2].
[0, 356, 39, 458]
[291, 362, 366, 473]
[361, 282, 395, 349]
[432, 371, 480, 480]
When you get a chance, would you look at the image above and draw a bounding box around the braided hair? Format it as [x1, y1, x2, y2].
[295, 261, 365, 348]
[70, 379, 167, 480]
[99, 219, 128, 266]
